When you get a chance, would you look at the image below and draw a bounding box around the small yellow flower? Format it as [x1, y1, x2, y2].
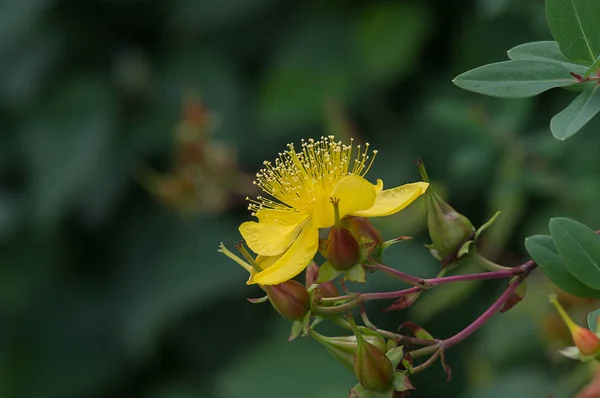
[240, 136, 429, 285]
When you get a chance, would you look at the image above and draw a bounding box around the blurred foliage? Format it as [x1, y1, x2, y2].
[1, 0, 600, 397]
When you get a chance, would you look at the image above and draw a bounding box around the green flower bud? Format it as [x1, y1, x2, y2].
[417, 159, 474, 259]
[310, 329, 387, 373]
[348, 318, 393, 392]
[264, 280, 310, 321]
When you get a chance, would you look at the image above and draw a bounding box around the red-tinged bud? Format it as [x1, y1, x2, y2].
[344, 217, 384, 260]
[310, 329, 387, 374]
[305, 261, 340, 300]
[326, 198, 361, 270]
[550, 294, 600, 357]
[305, 262, 319, 286]
[315, 281, 340, 299]
[416, 159, 474, 260]
[500, 278, 527, 313]
[264, 280, 310, 321]
[348, 317, 394, 392]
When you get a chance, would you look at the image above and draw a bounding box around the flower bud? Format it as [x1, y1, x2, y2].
[344, 216, 384, 260]
[310, 329, 387, 373]
[550, 294, 600, 357]
[417, 159, 474, 259]
[264, 280, 310, 321]
[325, 198, 361, 270]
[349, 318, 394, 392]
[305, 261, 340, 300]
[315, 281, 340, 299]
[326, 226, 360, 270]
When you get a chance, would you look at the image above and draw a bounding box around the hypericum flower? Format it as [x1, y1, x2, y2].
[239, 136, 429, 285]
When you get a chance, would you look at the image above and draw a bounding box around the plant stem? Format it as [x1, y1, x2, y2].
[439, 277, 521, 350]
[410, 349, 441, 374]
[409, 344, 440, 359]
[426, 269, 515, 285]
[374, 262, 427, 287]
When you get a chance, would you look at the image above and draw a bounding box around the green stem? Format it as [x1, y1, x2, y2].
[409, 344, 440, 360]
[410, 349, 441, 374]
[472, 252, 512, 271]
[584, 54, 600, 79]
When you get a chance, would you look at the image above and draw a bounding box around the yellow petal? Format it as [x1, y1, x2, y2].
[239, 215, 308, 256]
[351, 181, 429, 218]
[373, 179, 383, 194]
[311, 175, 377, 228]
[250, 223, 319, 285]
[246, 254, 281, 284]
[255, 209, 307, 225]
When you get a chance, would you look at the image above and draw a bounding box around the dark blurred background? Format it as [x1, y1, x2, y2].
[3, 0, 600, 397]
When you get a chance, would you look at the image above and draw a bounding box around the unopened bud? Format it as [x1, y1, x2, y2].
[348, 317, 393, 392]
[326, 198, 361, 270]
[416, 159, 474, 259]
[550, 294, 600, 357]
[311, 329, 387, 373]
[344, 217, 384, 260]
[264, 280, 310, 321]
[500, 277, 527, 313]
[305, 261, 340, 300]
[315, 281, 340, 299]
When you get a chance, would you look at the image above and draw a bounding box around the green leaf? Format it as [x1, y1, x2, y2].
[345, 264, 366, 283]
[546, 0, 600, 65]
[588, 308, 600, 333]
[525, 235, 600, 298]
[507, 41, 589, 74]
[549, 217, 600, 290]
[385, 346, 405, 368]
[348, 383, 393, 398]
[289, 311, 311, 341]
[452, 60, 579, 98]
[550, 84, 600, 140]
[316, 262, 341, 283]
[392, 372, 415, 392]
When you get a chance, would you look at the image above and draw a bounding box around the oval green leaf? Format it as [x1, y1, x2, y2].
[525, 234, 600, 298]
[546, 0, 600, 65]
[549, 217, 600, 290]
[507, 41, 588, 74]
[550, 84, 600, 140]
[587, 308, 600, 333]
[452, 60, 579, 98]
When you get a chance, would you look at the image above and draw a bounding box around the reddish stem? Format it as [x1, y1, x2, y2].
[439, 278, 521, 350]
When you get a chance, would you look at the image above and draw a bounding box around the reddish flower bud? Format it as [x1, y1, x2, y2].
[550, 294, 600, 358]
[315, 281, 340, 299]
[344, 217, 384, 260]
[326, 225, 361, 270]
[264, 280, 310, 321]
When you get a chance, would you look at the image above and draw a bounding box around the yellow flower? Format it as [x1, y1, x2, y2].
[240, 136, 429, 285]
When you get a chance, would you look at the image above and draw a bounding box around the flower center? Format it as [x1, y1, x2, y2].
[247, 136, 377, 218]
